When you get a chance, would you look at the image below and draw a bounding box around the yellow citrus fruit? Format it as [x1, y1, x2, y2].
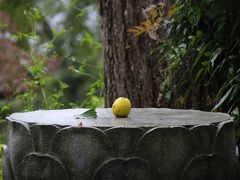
[112, 97, 131, 117]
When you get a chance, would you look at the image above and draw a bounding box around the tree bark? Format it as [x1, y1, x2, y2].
[100, 0, 163, 108]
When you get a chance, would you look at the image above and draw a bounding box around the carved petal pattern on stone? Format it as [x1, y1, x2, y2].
[214, 120, 236, 177]
[92, 157, 159, 180]
[19, 153, 70, 180]
[30, 124, 60, 153]
[136, 126, 199, 178]
[190, 124, 217, 153]
[50, 127, 112, 180]
[181, 154, 226, 180]
[2, 145, 14, 180]
[104, 127, 145, 157]
[7, 121, 33, 179]
[4, 109, 236, 179]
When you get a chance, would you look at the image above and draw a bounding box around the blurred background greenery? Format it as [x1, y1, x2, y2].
[0, 1, 103, 178]
[0, 0, 103, 112]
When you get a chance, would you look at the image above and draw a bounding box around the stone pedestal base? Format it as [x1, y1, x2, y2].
[3, 108, 236, 180]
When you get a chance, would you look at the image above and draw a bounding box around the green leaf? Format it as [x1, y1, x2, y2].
[0, 22, 8, 30]
[187, 4, 201, 29]
[76, 8, 87, 18]
[81, 32, 94, 46]
[212, 86, 234, 111]
[194, 68, 204, 82]
[191, 43, 209, 72]
[210, 48, 222, 66]
[75, 108, 97, 119]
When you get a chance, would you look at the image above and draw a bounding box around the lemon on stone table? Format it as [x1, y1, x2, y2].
[112, 97, 131, 118]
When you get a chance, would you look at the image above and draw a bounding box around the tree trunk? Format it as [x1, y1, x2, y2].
[100, 0, 163, 108]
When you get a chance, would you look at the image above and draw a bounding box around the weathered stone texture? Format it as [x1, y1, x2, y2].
[3, 108, 237, 180]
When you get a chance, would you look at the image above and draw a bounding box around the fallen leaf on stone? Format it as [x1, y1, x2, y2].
[75, 108, 97, 119]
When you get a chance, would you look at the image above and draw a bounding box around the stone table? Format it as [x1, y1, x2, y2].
[3, 108, 236, 180]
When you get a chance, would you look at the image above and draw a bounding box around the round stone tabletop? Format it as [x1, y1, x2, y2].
[7, 108, 230, 128]
[4, 108, 236, 180]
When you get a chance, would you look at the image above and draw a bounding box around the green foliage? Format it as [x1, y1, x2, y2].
[83, 68, 104, 108]
[152, 0, 240, 140]
[46, 2, 103, 105]
[0, 1, 103, 177]
[0, 1, 104, 116]
[4, 7, 69, 112]
[130, 0, 240, 141]
[150, 0, 237, 107]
